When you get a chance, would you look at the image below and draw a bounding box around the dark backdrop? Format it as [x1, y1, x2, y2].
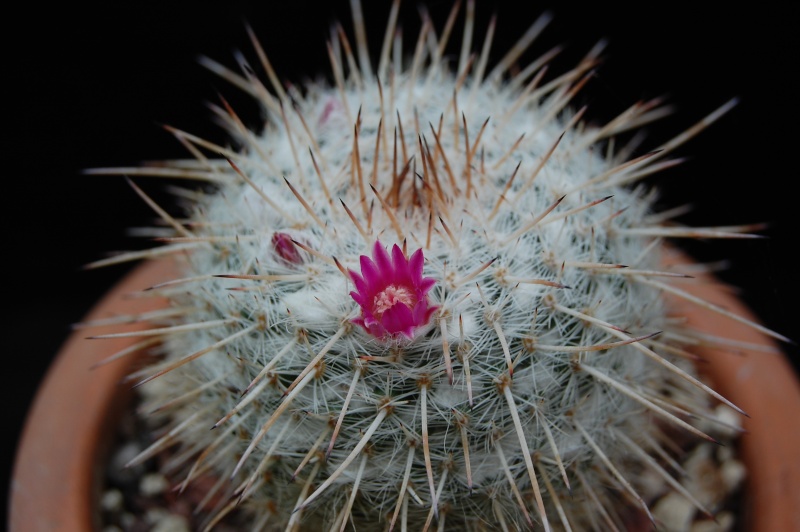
[6, 1, 797, 525]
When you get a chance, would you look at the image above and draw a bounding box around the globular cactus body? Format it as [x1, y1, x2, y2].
[89, 1, 780, 530]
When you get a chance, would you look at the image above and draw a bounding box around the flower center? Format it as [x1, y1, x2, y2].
[373, 284, 415, 318]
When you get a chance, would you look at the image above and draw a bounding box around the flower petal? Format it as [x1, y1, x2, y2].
[380, 301, 416, 338]
[408, 247, 424, 284]
[349, 290, 367, 307]
[390, 244, 408, 280]
[374, 241, 393, 279]
[349, 269, 366, 292]
[413, 300, 438, 325]
[418, 277, 436, 295]
[359, 254, 381, 291]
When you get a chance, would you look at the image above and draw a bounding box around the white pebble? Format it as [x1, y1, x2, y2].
[721, 459, 747, 491]
[146, 509, 190, 532]
[691, 511, 735, 532]
[139, 472, 170, 497]
[652, 491, 695, 531]
[100, 489, 123, 513]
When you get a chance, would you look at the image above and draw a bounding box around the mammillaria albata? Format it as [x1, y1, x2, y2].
[87, 1, 787, 530]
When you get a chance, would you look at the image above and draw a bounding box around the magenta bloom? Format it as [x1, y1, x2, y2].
[349, 241, 438, 340]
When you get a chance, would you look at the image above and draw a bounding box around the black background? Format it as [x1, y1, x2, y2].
[6, 1, 798, 525]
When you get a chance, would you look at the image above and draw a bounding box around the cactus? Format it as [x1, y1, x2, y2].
[86, 1, 787, 530]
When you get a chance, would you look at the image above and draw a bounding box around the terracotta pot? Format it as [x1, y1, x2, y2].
[659, 250, 800, 532]
[9, 255, 800, 531]
[9, 259, 176, 531]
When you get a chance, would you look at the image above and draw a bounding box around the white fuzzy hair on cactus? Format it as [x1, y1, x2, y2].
[85, 0, 787, 530]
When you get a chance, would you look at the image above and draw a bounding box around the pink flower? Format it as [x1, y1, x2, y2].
[349, 241, 438, 340]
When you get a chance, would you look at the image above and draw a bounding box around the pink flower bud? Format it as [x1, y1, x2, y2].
[272, 232, 303, 264]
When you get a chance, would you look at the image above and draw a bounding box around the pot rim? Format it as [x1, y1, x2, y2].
[9, 259, 175, 531]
